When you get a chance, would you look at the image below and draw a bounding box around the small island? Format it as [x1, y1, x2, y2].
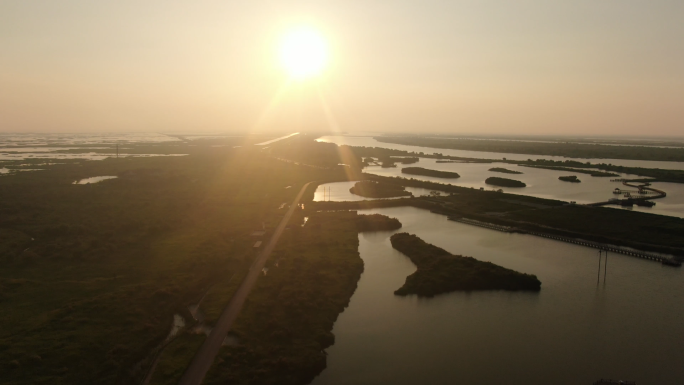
[391, 156, 419, 164]
[523, 165, 619, 177]
[390, 233, 541, 296]
[485, 177, 526, 188]
[356, 214, 402, 232]
[401, 167, 460, 179]
[349, 180, 412, 198]
[489, 167, 523, 175]
[559, 175, 581, 183]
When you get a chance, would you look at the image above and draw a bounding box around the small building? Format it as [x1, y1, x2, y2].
[250, 231, 266, 237]
[253, 241, 262, 249]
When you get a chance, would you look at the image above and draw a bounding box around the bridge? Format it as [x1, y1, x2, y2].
[447, 217, 681, 267]
[588, 180, 666, 207]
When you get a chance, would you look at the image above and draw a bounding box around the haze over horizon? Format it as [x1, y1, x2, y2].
[2, 1, 683, 136]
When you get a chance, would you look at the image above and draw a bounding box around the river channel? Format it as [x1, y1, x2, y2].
[317, 136, 684, 218]
[310, 206, 684, 385]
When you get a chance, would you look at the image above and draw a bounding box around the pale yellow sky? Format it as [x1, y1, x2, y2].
[1, 1, 683, 136]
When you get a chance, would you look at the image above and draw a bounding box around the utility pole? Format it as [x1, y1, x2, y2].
[604, 251, 608, 283]
[597, 250, 602, 285]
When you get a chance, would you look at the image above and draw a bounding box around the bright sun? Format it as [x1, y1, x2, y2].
[279, 27, 328, 80]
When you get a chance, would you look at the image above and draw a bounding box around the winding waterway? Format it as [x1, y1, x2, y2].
[311, 206, 684, 385]
[313, 181, 435, 202]
[317, 135, 684, 170]
[317, 136, 684, 218]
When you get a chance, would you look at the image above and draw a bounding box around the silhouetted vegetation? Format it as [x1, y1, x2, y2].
[391, 156, 419, 164]
[489, 167, 523, 174]
[390, 233, 541, 296]
[485, 177, 526, 187]
[204, 211, 365, 385]
[149, 333, 206, 385]
[349, 180, 412, 198]
[356, 214, 402, 232]
[514, 159, 684, 183]
[315, 174, 684, 257]
[4, 134, 684, 384]
[402, 167, 460, 178]
[523, 165, 618, 177]
[0, 139, 352, 384]
[376, 136, 684, 162]
[559, 175, 581, 183]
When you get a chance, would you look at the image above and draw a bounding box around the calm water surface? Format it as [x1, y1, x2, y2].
[311, 207, 684, 385]
[73, 176, 118, 184]
[362, 157, 684, 218]
[313, 181, 435, 202]
[318, 135, 684, 170]
[318, 136, 684, 217]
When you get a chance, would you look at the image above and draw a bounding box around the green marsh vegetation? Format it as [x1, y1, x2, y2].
[513, 159, 684, 183]
[377, 156, 420, 168]
[401, 167, 460, 178]
[149, 333, 206, 385]
[315, 174, 684, 257]
[390, 233, 541, 296]
[485, 177, 527, 187]
[204, 211, 372, 385]
[349, 180, 412, 198]
[356, 214, 402, 232]
[375, 136, 684, 162]
[489, 167, 523, 174]
[0, 138, 352, 384]
[522, 164, 618, 177]
[559, 176, 581, 183]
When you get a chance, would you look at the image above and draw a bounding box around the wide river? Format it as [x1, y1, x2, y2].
[310, 206, 684, 385]
[317, 136, 684, 218]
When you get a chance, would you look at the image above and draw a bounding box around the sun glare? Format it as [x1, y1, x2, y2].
[279, 27, 328, 80]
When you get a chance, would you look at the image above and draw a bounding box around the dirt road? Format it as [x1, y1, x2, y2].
[177, 182, 312, 385]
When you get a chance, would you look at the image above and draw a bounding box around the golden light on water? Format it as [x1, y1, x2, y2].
[279, 27, 328, 80]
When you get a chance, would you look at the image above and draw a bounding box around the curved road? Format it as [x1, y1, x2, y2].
[178, 182, 313, 385]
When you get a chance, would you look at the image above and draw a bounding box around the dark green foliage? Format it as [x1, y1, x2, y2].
[523, 165, 618, 177]
[390, 156, 419, 164]
[204, 211, 365, 385]
[401, 167, 460, 178]
[485, 177, 526, 187]
[349, 180, 412, 198]
[559, 175, 581, 183]
[315, 174, 684, 257]
[376, 136, 684, 162]
[356, 214, 402, 232]
[390, 233, 541, 296]
[149, 333, 206, 385]
[516, 159, 684, 183]
[489, 167, 523, 174]
[0, 140, 353, 384]
[268, 135, 364, 173]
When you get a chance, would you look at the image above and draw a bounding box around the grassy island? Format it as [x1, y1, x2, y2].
[485, 177, 526, 187]
[349, 180, 412, 198]
[390, 233, 541, 296]
[356, 214, 402, 232]
[559, 175, 581, 183]
[401, 167, 460, 179]
[489, 167, 523, 174]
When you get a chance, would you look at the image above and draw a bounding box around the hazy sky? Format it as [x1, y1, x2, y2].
[1, 1, 683, 136]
